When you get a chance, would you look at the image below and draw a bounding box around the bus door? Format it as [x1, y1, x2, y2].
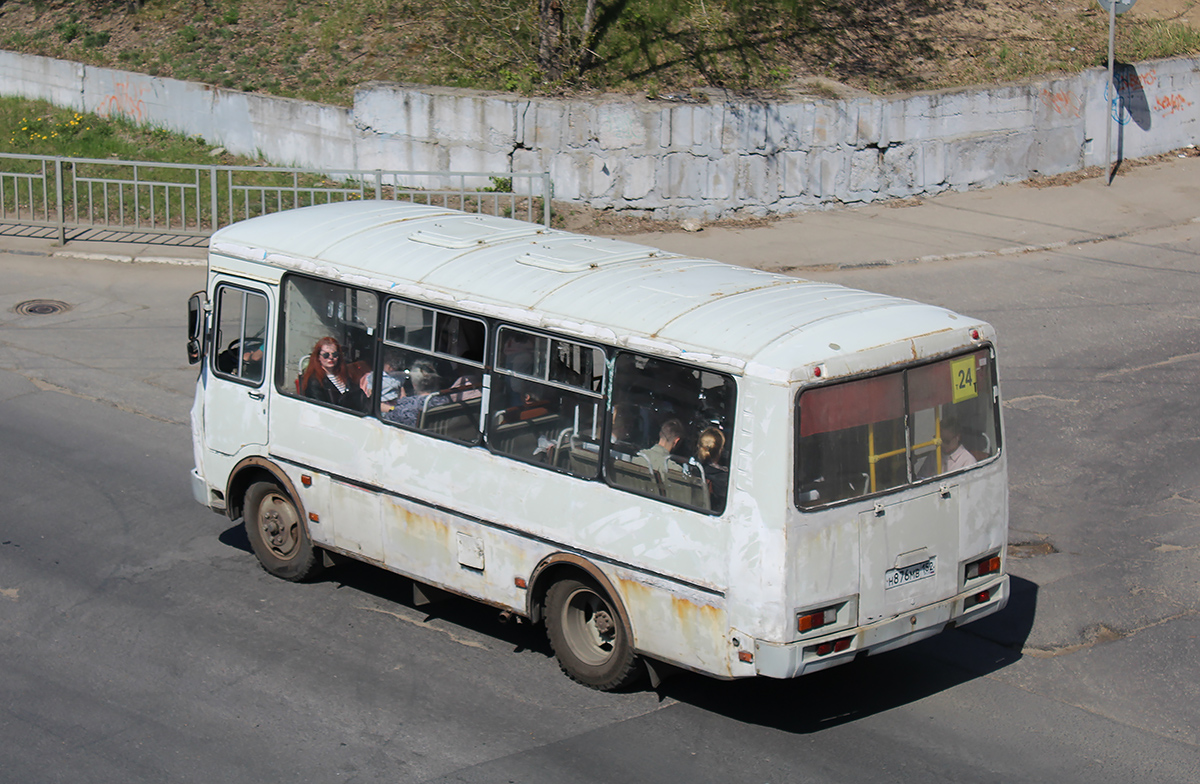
[205, 281, 272, 456]
[858, 487, 960, 626]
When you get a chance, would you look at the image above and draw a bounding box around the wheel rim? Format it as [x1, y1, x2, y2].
[257, 491, 302, 560]
[561, 585, 617, 667]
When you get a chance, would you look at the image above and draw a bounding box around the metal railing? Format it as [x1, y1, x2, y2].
[0, 154, 553, 244]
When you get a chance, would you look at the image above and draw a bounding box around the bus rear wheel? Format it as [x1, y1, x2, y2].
[244, 481, 324, 582]
[545, 577, 642, 691]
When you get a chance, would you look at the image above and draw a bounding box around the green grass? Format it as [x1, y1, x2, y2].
[0, 1, 1197, 102]
[0, 96, 550, 228]
[0, 0, 1195, 102]
[1, 96, 230, 162]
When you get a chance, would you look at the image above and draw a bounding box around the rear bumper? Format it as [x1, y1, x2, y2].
[753, 574, 1009, 679]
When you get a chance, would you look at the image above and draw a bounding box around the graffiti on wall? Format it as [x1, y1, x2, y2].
[1154, 92, 1194, 117]
[1041, 88, 1082, 117]
[97, 80, 148, 123]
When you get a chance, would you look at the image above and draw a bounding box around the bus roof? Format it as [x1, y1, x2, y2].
[210, 201, 986, 380]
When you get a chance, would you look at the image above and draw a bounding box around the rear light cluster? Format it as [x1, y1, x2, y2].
[813, 637, 852, 657]
[964, 590, 992, 610]
[965, 554, 1001, 581]
[797, 606, 839, 633]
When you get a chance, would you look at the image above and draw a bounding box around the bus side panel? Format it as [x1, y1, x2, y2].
[612, 572, 739, 679]
[721, 379, 792, 642]
[269, 395, 385, 564]
[372, 486, 742, 679]
[368, 429, 731, 596]
[379, 493, 533, 611]
[363, 424, 740, 675]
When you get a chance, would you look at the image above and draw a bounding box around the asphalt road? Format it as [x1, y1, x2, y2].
[1, 223, 1197, 782]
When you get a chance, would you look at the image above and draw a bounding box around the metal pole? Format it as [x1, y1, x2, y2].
[55, 158, 65, 245]
[1105, 1, 1116, 185]
[209, 166, 218, 231]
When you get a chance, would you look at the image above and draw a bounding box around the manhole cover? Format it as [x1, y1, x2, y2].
[14, 299, 72, 316]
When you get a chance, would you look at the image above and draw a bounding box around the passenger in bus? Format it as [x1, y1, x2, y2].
[942, 420, 977, 472]
[358, 360, 404, 410]
[696, 427, 729, 510]
[447, 373, 483, 402]
[383, 358, 449, 428]
[636, 418, 686, 479]
[497, 332, 538, 406]
[301, 337, 367, 411]
[445, 330, 485, 402]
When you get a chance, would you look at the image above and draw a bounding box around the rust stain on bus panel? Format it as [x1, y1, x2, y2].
[617, 577, 732, 677]
[379, 495, 539, 614]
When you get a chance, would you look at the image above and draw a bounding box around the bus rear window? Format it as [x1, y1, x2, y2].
[796, 350, 999, 509]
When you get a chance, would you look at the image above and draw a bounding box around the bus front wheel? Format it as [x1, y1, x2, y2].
[244, 481, 324, 582]
[545, 577, 641, 691]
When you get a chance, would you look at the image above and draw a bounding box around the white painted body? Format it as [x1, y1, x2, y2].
[190, 201, 1009, 680]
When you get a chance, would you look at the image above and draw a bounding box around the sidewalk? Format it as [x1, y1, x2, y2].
[621, 151, 1200, 273]
[4, 151, 1199, 272]
[0, 228, 208, 266]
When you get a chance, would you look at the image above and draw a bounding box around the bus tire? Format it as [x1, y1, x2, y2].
[545, 577, 642, 691]
[244, 481, 324, 582]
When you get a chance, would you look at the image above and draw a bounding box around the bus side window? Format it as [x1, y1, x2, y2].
[212, 285, 268, 385]
[377, 300, 486, 444]
[279, 275, 378, 414]
[607, 352, 736, 514]
[487, 326, 605, 477]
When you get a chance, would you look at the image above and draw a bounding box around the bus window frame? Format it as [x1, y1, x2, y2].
[603, 350, 738, 517]
[271, 274, 741, 515]
[376, 298, 489, 443]
[794, 346, 1002, 512]
[211, 283, 269, 388]
[274, 272, 379, 417]
[486, 325, 608, 475]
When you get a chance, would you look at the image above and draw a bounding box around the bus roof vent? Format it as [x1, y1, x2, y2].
[410, 216, 544, 250]
[516, 238, 660, 273]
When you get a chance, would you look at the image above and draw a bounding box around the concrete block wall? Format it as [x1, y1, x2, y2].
[3, 49, 1197, 219]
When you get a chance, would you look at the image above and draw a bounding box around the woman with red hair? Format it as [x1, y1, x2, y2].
[300, 337, 366, 410]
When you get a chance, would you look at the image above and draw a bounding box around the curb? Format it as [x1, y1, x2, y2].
[52, 250, 207, 266]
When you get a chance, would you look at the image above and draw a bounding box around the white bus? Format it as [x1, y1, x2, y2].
[187, 201, 1009, 690]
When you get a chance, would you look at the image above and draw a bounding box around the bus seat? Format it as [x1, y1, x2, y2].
[490, 413, 561, 459]
[552, 428, 574, 469]
[421, 399, 482, 442]
[566, 438, 601, 478]
[295, 354, 310, 393]
[964, 430, 992, 461]
[664, 459, 709, 510]
[615, 456, 663, 497]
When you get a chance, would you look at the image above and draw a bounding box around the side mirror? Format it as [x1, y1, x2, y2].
[187, 291, 207, 365]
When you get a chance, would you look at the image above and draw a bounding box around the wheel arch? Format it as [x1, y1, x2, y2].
[226, 457, 306, 522]
[527, 554, 633, 641]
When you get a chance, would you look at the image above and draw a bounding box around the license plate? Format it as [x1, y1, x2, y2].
[885, 557, 936, 589]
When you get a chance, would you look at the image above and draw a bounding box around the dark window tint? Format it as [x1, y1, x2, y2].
[487, 327, 605, 477]
[607, 353, 736, 514]
[796, 349, 1000, 509]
